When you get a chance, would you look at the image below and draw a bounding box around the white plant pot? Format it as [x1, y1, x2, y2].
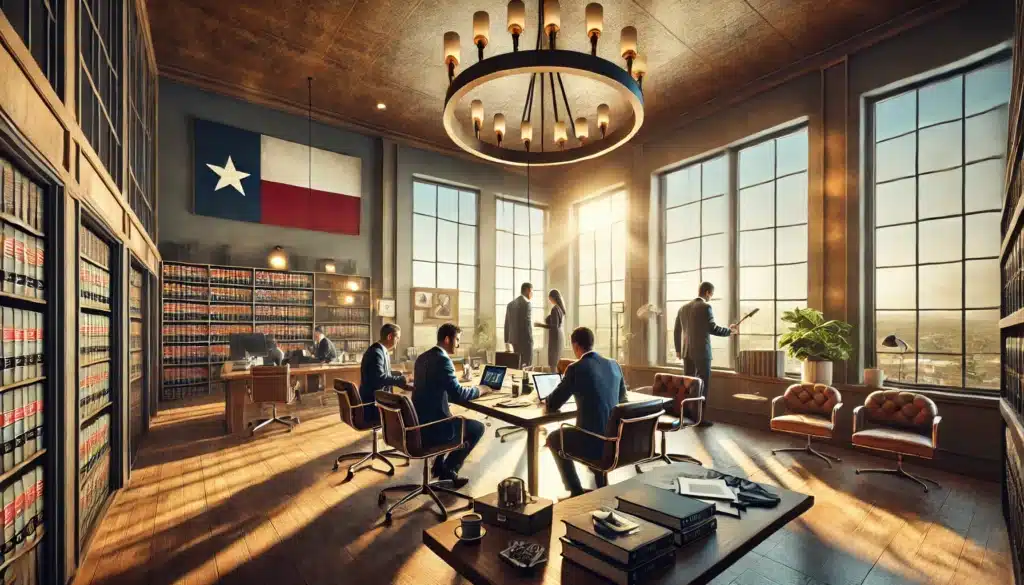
[863, 368, 885, 387]
[801, 360, 833, 386]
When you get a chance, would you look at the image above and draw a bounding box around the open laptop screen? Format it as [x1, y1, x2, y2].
[480, 365, 507, 389]
[531, 373, 562, 401]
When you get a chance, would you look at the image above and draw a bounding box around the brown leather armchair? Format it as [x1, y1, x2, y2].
[770, 383, 843, 467]
[556, 358, 574, 375]
[633, 374, 706, 472]
[852, 390, 942, 492]
[333, 380, 409, 481]
[557, 399, 665, 488]
[249, 365, 299, 436]
[374, 390, 474, 522]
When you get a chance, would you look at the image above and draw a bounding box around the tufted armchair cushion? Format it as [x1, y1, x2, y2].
[770, 383, 842, 438]
[861, 390, 936, 430]
[852, 389, 940, 459]
[650, 373, 704, 425]
[556, 358, 574, 375]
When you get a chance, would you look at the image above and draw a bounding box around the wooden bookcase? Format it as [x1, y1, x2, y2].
[160, 261, 372, 401]
[128, 260, 149, 470]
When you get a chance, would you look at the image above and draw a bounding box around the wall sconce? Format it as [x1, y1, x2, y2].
[323, 261, 336, 273]
[343, 295, 355, 305]
[346, 280, 360, 292]
[267, 246, 288, 270]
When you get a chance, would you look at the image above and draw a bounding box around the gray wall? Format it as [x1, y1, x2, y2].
[157, 79, 381, 277]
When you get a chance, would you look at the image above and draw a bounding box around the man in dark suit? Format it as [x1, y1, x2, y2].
[358, 324, 408, 424]
[544, 327, 628, 497]
[313, 325, 338, 363]
[265, 334, 285, 366]
[413, 323, 491, 488]
[504, 282, 534, 367]
[674, 281, 737, 425]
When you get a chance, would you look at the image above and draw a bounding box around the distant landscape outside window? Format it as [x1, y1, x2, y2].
[578, 192, 627, 358]
[872, 58, 1010, 391]
[495, 199, 546, 351]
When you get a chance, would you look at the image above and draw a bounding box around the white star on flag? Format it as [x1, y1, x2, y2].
[206, 156, 250, 195]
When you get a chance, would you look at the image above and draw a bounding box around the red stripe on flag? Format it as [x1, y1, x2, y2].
[260, 180, 360, 235]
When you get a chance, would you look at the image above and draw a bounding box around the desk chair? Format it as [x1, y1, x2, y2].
[634, 374, 706, 472]
[852, 390, 942, 492]
[557, 399, 664, 488]
[556, 358, 574, 375]
[333, 380, 409, 481]
[375, 391, 474, 522]
[770, 383, 844, 467]
[249, 365, 300, 436]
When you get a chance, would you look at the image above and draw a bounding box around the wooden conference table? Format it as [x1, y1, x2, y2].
[424, 462, 814, 585]
[220, 362, 361, 436]
[413, 368, 666, 496]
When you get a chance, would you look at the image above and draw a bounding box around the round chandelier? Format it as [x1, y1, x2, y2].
[442, 1, 647, 167]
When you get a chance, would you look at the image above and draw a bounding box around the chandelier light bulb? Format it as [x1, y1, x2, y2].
[597, 103, 610, 138]
[554, 120, 567, 148]
[544, 0, 561, 49]
[493, 113, 506, 146]
[443, 31, 460, 82]
[471, 100, 484, 137]
[473, 11, 490, 61]
[575, 117, 589, 142]
[633, 53, 647, 89]
[520, 120, 533, 147]
[507, 0, 526, 50]
[620, 26, 638, 73]
[586, 3, 603, 55]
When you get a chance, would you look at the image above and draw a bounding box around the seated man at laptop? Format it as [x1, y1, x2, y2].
[413, 323, 491, 488]
[544, 326, 628, 497]
[358, 323, 408, 424]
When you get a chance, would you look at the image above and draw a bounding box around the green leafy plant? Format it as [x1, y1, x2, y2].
[778, 307, 853, 362]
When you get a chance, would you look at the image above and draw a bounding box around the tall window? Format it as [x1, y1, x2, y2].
[872, 58, 1010, 391]
[1, 0, 63, 91]
[127, 0, 155, 238]
[78, 0, 122, 185]
[737, 128, 809, 373]
[412, 180, 478, 349]
[495, 198, 545, 351]
[663, 155, 731, 368]
[578, 191, 627, 358]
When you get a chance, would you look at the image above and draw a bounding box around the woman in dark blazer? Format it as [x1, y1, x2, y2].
[535, 289, 567, 371]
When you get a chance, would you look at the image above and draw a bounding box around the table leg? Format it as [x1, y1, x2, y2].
[226, 380, 248, 436]
[526, 426, 540, 496]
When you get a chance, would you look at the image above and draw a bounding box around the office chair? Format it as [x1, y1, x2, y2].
[770, 383, 844, 467]
[333, 380, 409, 481]
[249, 365, 300, 436]
[558, 399, 664, 490]
[556, 358, 574, 375]
[633, 373, 706, 472]
[852, 390, 942, 492]
[375, 390, 474, 522]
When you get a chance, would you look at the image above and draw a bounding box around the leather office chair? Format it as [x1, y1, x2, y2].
[375, 390, 474, 522]
[333, 380, 409, 481]
[556, 358, 574, 375]
[852, 390, 942, 492]
[634, 374, 705, 472]
[557, 399, 664, 488]
[249, 365, 299, 436]
[770, 383, 843, 467]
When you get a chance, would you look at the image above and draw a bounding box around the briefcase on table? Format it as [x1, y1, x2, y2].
[474, 492, 554, 535]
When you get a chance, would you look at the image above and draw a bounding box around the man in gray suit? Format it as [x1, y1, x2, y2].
[674, 282, 737, 425]
[504, 282, 534, 367]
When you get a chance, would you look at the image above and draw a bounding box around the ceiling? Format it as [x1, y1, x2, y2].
[148, 0, 938, 158]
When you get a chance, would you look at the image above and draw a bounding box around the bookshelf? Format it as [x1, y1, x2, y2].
[0, 156, 49, 582]
[160, 262, 372, 401]
[128, 262, 148, 468]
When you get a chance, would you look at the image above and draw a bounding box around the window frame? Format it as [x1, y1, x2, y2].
[76, 0, 123, 187]
[864, 50, 1011, 394]
[494, 196, 547, 351]
[0, 0, 64, 93]
[576, 189, 628, 359]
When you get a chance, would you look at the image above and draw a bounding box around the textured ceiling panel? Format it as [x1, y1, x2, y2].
[149, 0, 937, 153]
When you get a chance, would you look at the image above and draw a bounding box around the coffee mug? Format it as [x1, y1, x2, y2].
[457, 513, 484, 540]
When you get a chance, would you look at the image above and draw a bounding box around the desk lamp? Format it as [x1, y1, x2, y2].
[881, 334, 910, 381]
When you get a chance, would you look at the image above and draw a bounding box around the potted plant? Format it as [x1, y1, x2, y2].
[470, 316, 495, 363]
[778, 307, 853, 386]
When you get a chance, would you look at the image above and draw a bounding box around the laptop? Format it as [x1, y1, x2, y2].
[480, 365, 508, 390]
[531, 373, 562, 401]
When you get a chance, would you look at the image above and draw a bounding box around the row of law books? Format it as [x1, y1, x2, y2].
[79, 260, 110, 305]
[79, 362, 110, 420]
[2, 308, 44, 385]
[2, 224, 45, 299]
[79, 313, 109, 360]
[561, 485, 718, 585]
[1, 159, 46, 233]
[1, 463, 43, 562]
[79, 225, 109, 269]
[1, 383, 44, 471]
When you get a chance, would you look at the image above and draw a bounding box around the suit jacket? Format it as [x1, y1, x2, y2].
[315, 336, 338, 362]
[504, 295, 533, 350]
[359, 342, 406, 413]
[267, 347, 284, 366]
[412, 346, 480, 444]
[674, 297, 731, 360]
[546, 351, 627, 457]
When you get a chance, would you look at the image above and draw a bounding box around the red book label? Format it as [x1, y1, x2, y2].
[3, 501, 12, 524]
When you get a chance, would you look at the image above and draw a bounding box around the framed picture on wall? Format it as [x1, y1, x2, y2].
[377, 298, 396, 318]
[412, 288, 459, 324]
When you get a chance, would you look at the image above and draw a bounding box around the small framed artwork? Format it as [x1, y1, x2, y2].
[411, 288, 459, 324]
[378, 298, 396, 318]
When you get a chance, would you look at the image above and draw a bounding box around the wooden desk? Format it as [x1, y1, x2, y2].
[424, 463, 813, 585]
[220, 363, 361, 436]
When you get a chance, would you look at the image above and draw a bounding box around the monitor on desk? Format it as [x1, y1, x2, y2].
[494, 352, 521, 369]
[531, 373, 562, 401]
[480, 365, 507, 390]
[229, 333, 269, 360]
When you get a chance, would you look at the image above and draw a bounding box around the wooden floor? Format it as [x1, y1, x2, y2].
[73, 393, 1014, 585]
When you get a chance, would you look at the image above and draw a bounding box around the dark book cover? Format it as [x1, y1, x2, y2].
[560, 537, 675, 585]
[616, 484, 715, 532]
[673, 516, 718, 546]
[562, 510, 674, 567]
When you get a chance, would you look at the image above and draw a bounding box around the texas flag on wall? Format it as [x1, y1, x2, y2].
[193, 118, 361, 235]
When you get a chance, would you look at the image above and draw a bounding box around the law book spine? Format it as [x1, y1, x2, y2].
[14, 309, 22, 383]
[34, 383, 42, 452]
[2, 224, 13, 294]
[35, 310, 43, 372]
[13, 230, 24, 297]
[12, 387, 23, 465]
[1, 161, 13, 216]
[13, 473, 23, 549]
[673, 517, 717, 546]
[23, 235, 34, 296]
[11, 172, 20, 224]
[23, 384, 35, 459]
[35, 465, 42, 534]
[25, 467, 36, 535]
[2, 307, 11, 386]
[1, 391, 11, 471]
[2, 484, 13, 557]
[24, 313, 35, 381]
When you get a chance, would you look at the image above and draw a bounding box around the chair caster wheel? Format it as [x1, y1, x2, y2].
[378, 493, 387, 507]
[332, 462, 340, 472]
[386, 468, 395, 476]
[345, 470, 355, 482]
[494, 430, 501, 438]
[384, 513, 393, 524]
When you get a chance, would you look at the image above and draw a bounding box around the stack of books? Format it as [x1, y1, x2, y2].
[616, 485, 718, 546]
[560, 509, 675, 585]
